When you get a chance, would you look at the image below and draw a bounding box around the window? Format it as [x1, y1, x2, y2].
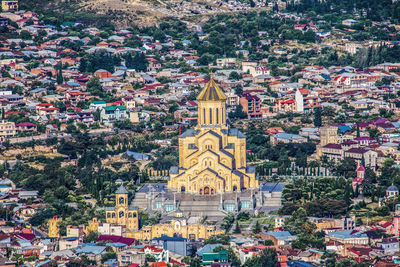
[241, 201, 251, 209]
[112, 213, 116, 218]
[155, 201, 162, 209]
[209, 109, 212, 124]
[165, 204, 174, 212]
[225, 204, 235, 212]
[119, 211, 124, 218]
[119, 197, 124, 204]
[107, 213, 111, 218]
[216, 108, 219, 124]
[203, 108, 205, 124]
[128, 212, 132, 218]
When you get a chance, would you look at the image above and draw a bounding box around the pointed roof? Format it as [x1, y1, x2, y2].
[196, 76, 227, 101]
[115, 184, 129, 194]
[357, 165, 365, 172]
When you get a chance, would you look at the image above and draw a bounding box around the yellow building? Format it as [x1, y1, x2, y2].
[105, 185, 139, 231]
[48, 216, 62, 238]
[126, 219, 224, 240]
[0, 120, 16, 142]
[168, 76, 258, 194]
[1, 0, 18, 12]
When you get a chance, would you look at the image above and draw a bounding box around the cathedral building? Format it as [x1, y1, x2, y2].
[168, 76, 259, 194]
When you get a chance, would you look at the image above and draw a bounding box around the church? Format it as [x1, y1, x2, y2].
[131, 76, 284, 217]
[168, 76, 259, 194]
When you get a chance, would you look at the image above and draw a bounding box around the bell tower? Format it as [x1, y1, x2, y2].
[196, 74, 227, 128]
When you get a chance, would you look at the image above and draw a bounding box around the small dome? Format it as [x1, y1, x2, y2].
[387, 185, 399, 191]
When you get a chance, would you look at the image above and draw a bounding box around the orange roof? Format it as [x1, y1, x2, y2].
[299, 89, 310, 95]
[150, 262, 167, 267]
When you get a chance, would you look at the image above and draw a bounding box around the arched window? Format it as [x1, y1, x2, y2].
[216, 108, 219, 124]
[128, 212, 132, 218]
[181, 186, 186, 192]
[233, 185, 237, 191]
[112, 212, 116, 218]
[107, 213, 111, 218]
[209, 109, 212, 124]
[119, 211, 124, 218]
[203, 108, 206, 124]
[133, 212, 137, 218]
[119, 197, 124, 204]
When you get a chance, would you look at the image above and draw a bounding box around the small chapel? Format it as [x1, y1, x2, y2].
[167, 75, 259, 194]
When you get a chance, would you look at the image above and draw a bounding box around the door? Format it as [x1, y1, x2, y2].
[204, 186, 210, 195]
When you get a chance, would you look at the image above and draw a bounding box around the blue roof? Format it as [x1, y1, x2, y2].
[108, 242, 127, 247]
[265, 231, 296, 240]
[327, 230, 367, 239]
[287, 261, 316, 267]
[197, 244, 223, 256]
[274, 132, 304, 140]
[75, 244, 106, 255]
[153, 236, 187, 242]
[126, 151, 150, 160]
[387, 185, 399, 191]
[137, 183, 168, 193]
[261, 182, 285, 192]
[36, 260, 51, 267]
[337, 125, 351, 133]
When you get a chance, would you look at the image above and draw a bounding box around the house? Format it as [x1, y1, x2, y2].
[89, 100, 107, 110]
[239, 245, 271, 263]
[201, 250, 229, 266]
[74, 244, 106, 265]
[239, 92, 262, 119]
[325, 230, 368, 245]
[94, 69, 112, 79]
[59, 237, 79, 251]
[122, 96, 135, 109]
[2, 0, 18, 12]
[216, 58, 236, 68]
[151, 236, 188, 256]
[270, 133, 307, 144]
[0, 120, 16, 142]
[377, 237, 399, 254]
[15, 122, 37, 132]
[100, 105, 127, 125]
[263, 231, 297, 246]
[342, 19, 357, 27]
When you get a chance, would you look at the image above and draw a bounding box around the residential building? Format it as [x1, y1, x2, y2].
[239, 92, 262, 119]
[0, 120, 16, 142]
[100, 105, 127, 125]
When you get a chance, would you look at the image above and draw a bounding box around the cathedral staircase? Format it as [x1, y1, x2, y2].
[177, 194, 227, 217]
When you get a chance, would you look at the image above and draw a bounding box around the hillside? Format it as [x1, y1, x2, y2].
[19, 0, 257, 29]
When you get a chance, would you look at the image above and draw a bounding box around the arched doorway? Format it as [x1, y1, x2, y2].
[211, 188, 214, 194]
[204, 186, 210, 195]
[199, 189, 203, 195]
[233, 185, 237, 191]
[180, 186, 185, 192]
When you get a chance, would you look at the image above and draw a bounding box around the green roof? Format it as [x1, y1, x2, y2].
[103, 105, 126, 111]
[92, 100, 106, 104]
[201, 251, 228, 262]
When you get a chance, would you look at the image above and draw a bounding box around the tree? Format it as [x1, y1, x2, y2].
[56, 64, 64, 85]
[313, 107, 322, 127]
[221, 213, 234, 233]
[233, 221, 241, 233]
[252, 220, 261, 234]
[229, 71, 241, 80]
[83, 231, 99, 243]
[242, 248, 278, 267]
